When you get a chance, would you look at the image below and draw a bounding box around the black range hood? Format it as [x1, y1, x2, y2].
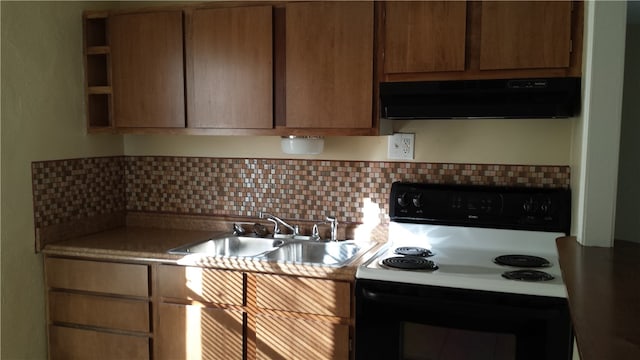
[380, 77, 581, 120]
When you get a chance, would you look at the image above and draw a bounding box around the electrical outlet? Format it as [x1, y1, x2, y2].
[387, 133, 415, 160]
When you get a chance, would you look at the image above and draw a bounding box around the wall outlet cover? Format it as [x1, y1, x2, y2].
[388, 133, 415, 160]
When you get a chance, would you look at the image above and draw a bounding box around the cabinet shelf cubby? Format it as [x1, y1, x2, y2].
[83, 11, 112, 130]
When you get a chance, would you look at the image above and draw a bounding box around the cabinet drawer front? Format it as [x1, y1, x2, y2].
[257, 314, 349, 360]
[49, 291, 149, 333]
[156, 302, 244, 360]
[255, 274, 350, 317]
[45, 258, 149, 297]
[158, 265, 243, 305]
[49, 325, 149, 360]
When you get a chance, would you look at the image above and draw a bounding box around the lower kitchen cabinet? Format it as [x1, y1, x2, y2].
[44, 256, 152, 359]
[155, 302, 244, 360]
[256, 314, 350, 360]
[44, 256, 354, 359]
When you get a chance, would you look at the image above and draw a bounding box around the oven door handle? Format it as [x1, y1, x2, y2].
[361, 288, 435, 306]
[360, 288, 561, 319]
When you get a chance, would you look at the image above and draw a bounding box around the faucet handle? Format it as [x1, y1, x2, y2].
[232, 223, 245, 235]
[325, 216, 338, 241]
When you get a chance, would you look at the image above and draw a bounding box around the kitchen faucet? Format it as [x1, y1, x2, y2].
[326, 216, 338, 241]
[259, 211, 299, 236]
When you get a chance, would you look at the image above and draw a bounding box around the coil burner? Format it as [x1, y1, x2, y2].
[502, 269, 555, 282]
[381, 256, 438, 271]
[494, 254, 551, 268]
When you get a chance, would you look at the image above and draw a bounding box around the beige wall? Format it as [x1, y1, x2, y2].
[125, 118, 573, 165]
[1, 2, 123, 358]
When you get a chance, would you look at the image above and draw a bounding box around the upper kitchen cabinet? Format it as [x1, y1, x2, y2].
[110, 11, 185, 128]
[185, 6, 273, 129]
[283, 1, 375, 134]
[380, 1, 583, 82]
[478, 1, 572, 71]
[383, 1, 467, 74]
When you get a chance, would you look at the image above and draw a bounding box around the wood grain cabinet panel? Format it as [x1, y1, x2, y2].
[186, 6, 273, 129]
[49, 291, 150, 332]
[384, 1, 467, 74]
[285, 1, 373, 129]
[479, 1, 573, 70]
[156, 302, 244, 360]
[110, 11, 185, 128]
[255, 274, 350, 317]
[45, 257, 149, 297]
[49, 325, 149, 360]
[157, 264, 244, 305]
[256, 314, 349, 360]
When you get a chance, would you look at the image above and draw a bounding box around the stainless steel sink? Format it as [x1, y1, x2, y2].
[259, 240, 362, 267]
[168, 236, 285, 258]
[169, 235, 375, 267]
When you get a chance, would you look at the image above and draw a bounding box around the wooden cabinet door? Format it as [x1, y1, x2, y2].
[479, 1, 573, 70]
[256, 314, 349, 360]
[285, 1, 373, 129]
[384, 1, 467, 74]
[156, 302, 244, 360]
[110, 11, 185, 128]
[186, 6, 273, 129]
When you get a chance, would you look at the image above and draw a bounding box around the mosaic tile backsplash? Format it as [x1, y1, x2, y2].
[32, 156, 570, 228]
[31, 156, 126, 228]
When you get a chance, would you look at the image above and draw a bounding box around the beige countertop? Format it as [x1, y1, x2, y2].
[43, 225, 385, 281]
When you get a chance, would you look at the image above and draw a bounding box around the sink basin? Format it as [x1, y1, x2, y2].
[169, 236, 285, 257]
[259, 241, 362, 267]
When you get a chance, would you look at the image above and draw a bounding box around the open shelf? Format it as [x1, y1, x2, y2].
[87, 93, 111, 128]
[83, 11, 112, 130]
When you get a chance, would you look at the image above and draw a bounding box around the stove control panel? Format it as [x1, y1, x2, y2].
[390, 182, 571, 233]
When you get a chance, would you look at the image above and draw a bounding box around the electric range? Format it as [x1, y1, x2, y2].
[354, 182, 574, 360]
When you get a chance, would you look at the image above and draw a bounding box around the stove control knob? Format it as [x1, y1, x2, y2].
[412, 193, 423, 208]
[523, 198, 534, 213]
[397, 193, 410, 208]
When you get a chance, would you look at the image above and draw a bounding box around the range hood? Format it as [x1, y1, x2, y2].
[380, 77, 581, 119]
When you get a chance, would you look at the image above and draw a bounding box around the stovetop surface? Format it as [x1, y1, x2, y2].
[356, 223, 567, 298]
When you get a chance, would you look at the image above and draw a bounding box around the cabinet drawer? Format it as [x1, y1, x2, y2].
[45, 257, 149, 297]
[255, 274, 350, 317]
[256, 314, 349, 360]
[49, 291, 149, 332]
[158, 265, 243, 306]
[49, 325, 149, 360]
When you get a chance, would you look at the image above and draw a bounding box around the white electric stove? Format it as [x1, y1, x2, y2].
[354, 182, 574, 360]
[357, 222, 567, 298]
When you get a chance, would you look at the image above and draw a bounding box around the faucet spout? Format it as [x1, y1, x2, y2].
[259, 211, 299, 236]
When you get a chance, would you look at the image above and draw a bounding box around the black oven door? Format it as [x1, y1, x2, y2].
[355, 279, 573, 360]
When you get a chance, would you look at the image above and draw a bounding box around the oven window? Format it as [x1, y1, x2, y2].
[402, 322, 516, 360]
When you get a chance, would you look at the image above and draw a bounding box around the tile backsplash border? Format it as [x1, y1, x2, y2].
[32, 156, 570, 230]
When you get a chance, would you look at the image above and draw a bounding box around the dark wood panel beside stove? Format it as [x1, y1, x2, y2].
[556, 237, 640, 360]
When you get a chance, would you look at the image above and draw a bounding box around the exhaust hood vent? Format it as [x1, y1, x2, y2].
[380, 77, 581, 120]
